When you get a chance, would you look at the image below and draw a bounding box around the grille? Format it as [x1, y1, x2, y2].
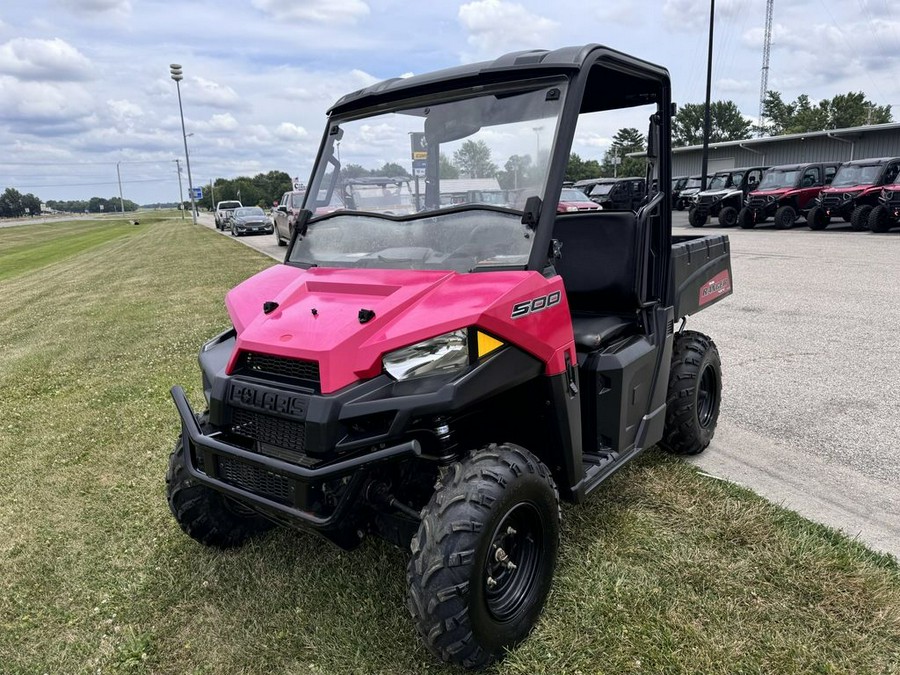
[239, 352, 320, 385]
[821, 195, 843, 209]
[231, 407, 306, 451]
[698, 195, 715, 205]
[747, 197, 769, 209]
[218, 456, 292, 502]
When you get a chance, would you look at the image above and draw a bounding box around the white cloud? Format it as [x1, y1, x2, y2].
[273, 122, 309, 141]
[189, 76, 241, 109]
[716, 77, 754, 94]
[0, 75, 94, 123]
[662, 0, 741, 31]
[458, 0, 557, 57]
[56, 0, 131, 13]
[106, 98, 143, 125]
[0, 37, 93, 81]
[251, 0, 369, 23]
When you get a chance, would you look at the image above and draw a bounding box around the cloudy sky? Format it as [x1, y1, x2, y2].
[0, 0, 897, 205]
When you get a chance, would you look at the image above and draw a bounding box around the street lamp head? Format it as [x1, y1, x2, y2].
[169, 64, 183, 82]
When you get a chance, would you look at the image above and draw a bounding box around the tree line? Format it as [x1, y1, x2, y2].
[0, 187, 140, 217]
[673, 90, 892, 147]
[195, 170, 293, 210]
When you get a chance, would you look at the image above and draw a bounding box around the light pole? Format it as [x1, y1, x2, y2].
[170, 64, 197, 225]
[532, 126, 543, 165]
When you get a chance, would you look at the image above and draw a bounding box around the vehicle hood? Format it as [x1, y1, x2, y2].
[680, 187, 701, 195]
[235, 215, 269, 223]
[558, 199, 600, 210]
[820, 185, 876, 195]
[697, 189, 731, 199]
[750, 188, 794, 197]
[225, 265, 574, 393]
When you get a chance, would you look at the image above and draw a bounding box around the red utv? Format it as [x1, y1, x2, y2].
[807, 157, 900, 231]
[166, 45, 733, 669]
[868, 180, 900, 232]
[738, 162, 841, 229]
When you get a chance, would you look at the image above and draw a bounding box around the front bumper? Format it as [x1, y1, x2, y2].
[234, 222, 273, 234]
[172, 386, 420, 527]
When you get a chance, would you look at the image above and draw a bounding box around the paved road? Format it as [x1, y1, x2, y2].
[204, 210, 900, 558]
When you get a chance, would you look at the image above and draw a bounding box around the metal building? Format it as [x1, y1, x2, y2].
[668, 122, 900, 176]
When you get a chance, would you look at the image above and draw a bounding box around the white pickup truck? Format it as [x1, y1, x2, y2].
[214, 200, 242, 230]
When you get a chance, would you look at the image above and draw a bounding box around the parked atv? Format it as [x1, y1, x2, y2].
[671, 175, 688, 208]
[868, 180, 900, 232]
[675, 175, 701, 210]
[688, 166, 767, 227]
[738, 162, 841, 229]
[807, 157, 900, 231]
[166, 45, 733, 670]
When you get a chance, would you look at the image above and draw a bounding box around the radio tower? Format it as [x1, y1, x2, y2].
[758, 0, 774, 135]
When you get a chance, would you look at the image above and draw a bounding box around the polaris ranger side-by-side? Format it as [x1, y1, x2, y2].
[738, 161, 840, 229]
[166, 45, 733, 669]
[869, 179, 900, 232]
[807, 157, 900, 231]
[688, 165, 767, 227]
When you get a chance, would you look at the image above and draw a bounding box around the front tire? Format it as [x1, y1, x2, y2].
[774, 205, 796, 229]
[407, 444, 560, 670]
[738, 207, 755, 229]
[850, 205, 872, 231]
[807, 206, 829, 230]
[688, 207, 706, 228]
[869, 204, 892, 233]
[166, 417, 275, 548]
[717, 205, 738, 227]
[230, 224, 238, 237]
[661, 330, 722, 456]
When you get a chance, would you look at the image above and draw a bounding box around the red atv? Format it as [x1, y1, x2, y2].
[166, 45, 733, 669]
[808, 157, 900, 231]
[868, 179, 900, 232]
[738, 161, 841, 229]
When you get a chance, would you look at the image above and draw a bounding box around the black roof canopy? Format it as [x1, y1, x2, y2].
[328, 44, 669, 118]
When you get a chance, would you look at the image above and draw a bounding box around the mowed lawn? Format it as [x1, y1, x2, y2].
[1, 218, 898, 674]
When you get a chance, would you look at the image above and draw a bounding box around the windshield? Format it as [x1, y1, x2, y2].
[296, 80, 567, 271]
[287, 210, 532, 273]
[235, 207, 265, 217]
[291, 193, 305, 207]
[683, 177, 702, 189]
[589, 183, 615, 197]
[706, 174, 729, 190]
[831, 164, 882, 187]
[758, 169, 799, 190]
[560, 188, 589, 202]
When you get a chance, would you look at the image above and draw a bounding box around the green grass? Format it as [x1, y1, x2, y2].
[1, 218, 898, 674]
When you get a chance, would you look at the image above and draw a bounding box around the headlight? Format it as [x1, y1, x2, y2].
[767, 195, 777, 202]
[383, 330, 470, 381]
[843, 191, 860, 200]
[566, 205, 578, 212]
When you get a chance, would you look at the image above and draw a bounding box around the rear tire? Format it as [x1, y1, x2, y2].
[738, 207, 755, 229]
[661, 330, 722, 456]
[774, 205, 796, 229]
[166, 415, 275, 548]
[869, 204, 892, 233]
[675, 199, 686, 211]
[717, 206, 738, 227]
[850, 205, 872, 232]
[688, 207, 706, 228]
[807, 206, 829, 230]
[407, 444, 560, 670]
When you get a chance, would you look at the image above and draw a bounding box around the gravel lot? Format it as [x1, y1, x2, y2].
[202, 210, 900, 558]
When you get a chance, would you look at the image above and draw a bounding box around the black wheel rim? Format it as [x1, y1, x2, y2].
[697, 363, 718, 428]
[483, 502, 543, 623]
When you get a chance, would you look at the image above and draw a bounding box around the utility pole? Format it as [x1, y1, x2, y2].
[116, 161, 125, 214]
[174, 159, 185, 220]
[700, 0, 715, 191]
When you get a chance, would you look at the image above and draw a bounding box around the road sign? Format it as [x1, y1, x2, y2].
[410, 132, 427, 160]
[414, 167, 426, 177]
[191, 187, 203, 200]
[412, 159, 427, 171]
